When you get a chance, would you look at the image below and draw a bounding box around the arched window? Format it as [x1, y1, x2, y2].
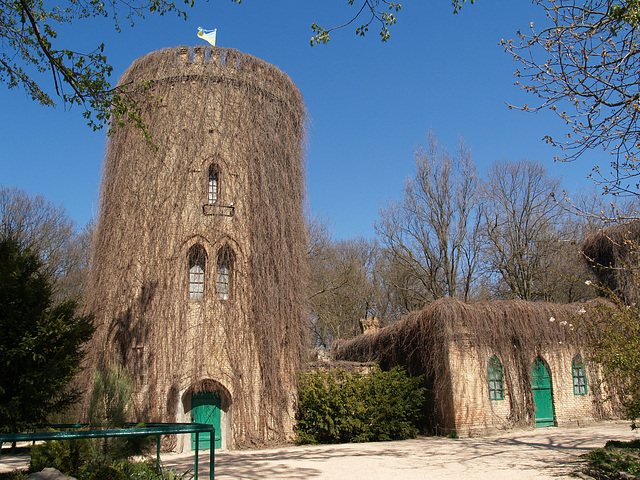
[488, 355, 504, 401]
[208, 165, 219, 205]
[216, 246, 234, 300]
[572, 355, 588, 395]
[188, 245, 207, 300]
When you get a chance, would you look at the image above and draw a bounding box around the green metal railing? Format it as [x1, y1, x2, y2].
[0, 423, 216, 480]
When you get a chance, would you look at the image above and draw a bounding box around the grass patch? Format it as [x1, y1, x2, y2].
[583, 439, 640, 478]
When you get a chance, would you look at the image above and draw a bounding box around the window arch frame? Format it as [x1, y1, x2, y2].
[488, 355, 504, 401]
[188, 244, 207, 301]
[215, 245, 235, 301]
[572, 354, 588, 396]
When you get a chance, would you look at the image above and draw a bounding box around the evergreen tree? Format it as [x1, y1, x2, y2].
[0, 237, 94, 432]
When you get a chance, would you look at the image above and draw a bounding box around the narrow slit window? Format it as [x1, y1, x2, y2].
[208, 167, 219, 205]
[188, 246, 206, 300]
[488, 355, 504, 401]
[572, 355, 588, 395]
[216, 247, 234, 300]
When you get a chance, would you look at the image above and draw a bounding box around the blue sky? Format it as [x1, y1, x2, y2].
[0, 1, 605, 239]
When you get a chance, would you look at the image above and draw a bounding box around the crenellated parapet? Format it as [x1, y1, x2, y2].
[118, 46, 302, 106]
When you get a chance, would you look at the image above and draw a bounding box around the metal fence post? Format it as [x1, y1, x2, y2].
[210, 426, 215, 480]
[156, 435, 161, 469]
[194, 432, 199, 480]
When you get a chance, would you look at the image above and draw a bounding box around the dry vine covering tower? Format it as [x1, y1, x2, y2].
[86, 46, 307, 450]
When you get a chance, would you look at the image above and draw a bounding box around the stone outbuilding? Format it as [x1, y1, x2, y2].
[336, 297, 620, 436]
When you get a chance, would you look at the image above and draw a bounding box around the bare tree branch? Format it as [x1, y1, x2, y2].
[503, 0, 640, 196]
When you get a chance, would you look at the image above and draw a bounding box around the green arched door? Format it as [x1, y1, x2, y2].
[531, 358, 555, 427]
[191, 391, 222, 449]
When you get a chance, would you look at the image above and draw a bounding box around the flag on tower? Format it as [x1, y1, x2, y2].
[197, 27, 217, 46]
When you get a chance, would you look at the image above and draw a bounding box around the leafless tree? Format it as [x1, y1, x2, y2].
[503, 0, 640, 197]
[480, 160, 568, 300]
[0, 186, 91, 303]
[376, 131, 481, 306]
[307, 216, 384, 347]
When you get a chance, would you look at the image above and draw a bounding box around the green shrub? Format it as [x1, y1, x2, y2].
[578, 300, 640, 428]
[88, 365, 133, 428]
[30, 438, 92, 476]
[584, 439, 640, 477]
[0, 471, 28, 480]
[123, 460, 194, 480]
[87, 365, 154, 464]
[28, 363, 151, 476]
[90, 466, 127, 480]
[296, 366, 425, 444]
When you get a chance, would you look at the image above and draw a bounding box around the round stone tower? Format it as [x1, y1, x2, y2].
[86, 46, 307, 450]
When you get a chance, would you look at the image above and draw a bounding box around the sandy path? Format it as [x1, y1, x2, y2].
[161, 422, 639, 480]
[2, 422, 639, 479]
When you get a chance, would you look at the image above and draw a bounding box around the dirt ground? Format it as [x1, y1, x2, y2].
[2, 422, 639, 479]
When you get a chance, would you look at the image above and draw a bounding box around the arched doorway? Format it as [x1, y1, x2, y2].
[191, 390, 223, 449]
[531, 358, 555, 427]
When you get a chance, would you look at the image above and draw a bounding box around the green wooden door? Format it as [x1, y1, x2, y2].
[191, 391, 222, 449]
[531, 358, 555, 427]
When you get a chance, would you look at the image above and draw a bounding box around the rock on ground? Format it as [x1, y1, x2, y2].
[26, 467, 76, 480]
